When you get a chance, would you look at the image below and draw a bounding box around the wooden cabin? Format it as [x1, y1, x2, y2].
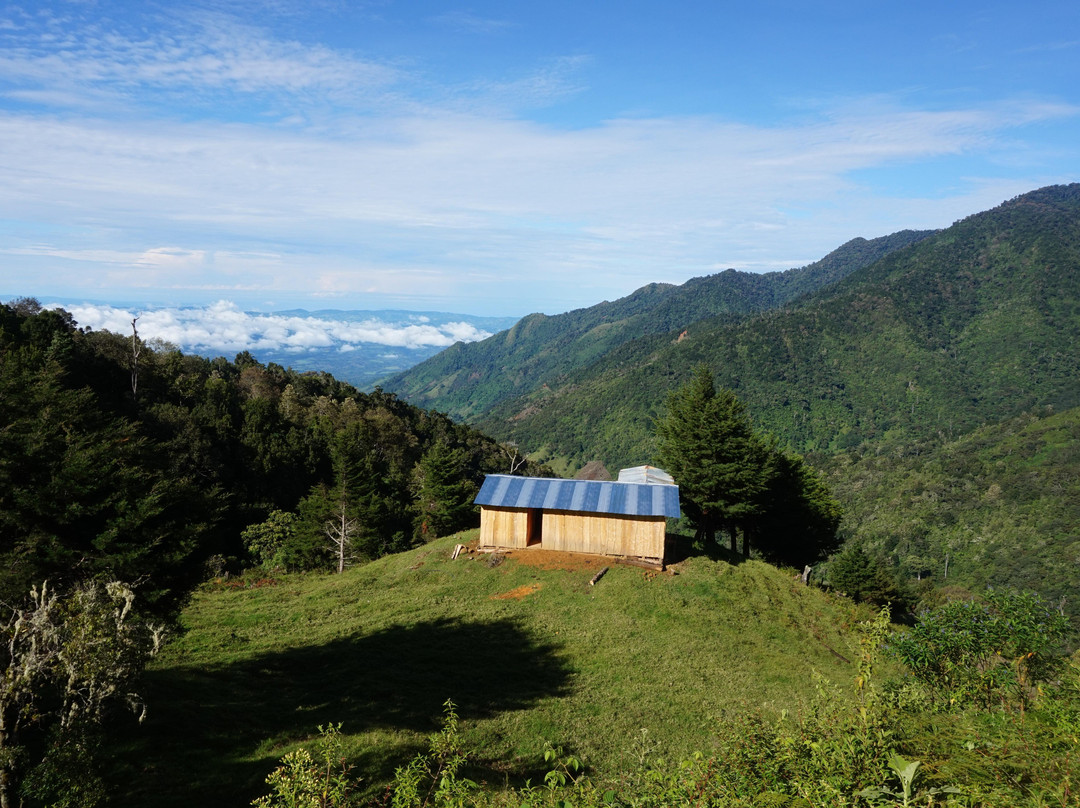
[474, 470, 680, 567]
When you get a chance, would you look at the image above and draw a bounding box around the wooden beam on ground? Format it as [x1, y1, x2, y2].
[614, 556, 665, 571]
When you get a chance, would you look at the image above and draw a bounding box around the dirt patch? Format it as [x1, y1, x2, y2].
[501, 548, 613, 572]
[490, 582, 543, 600]
[464, 542, 659, 574]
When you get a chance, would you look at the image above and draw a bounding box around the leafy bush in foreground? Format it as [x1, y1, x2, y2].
[1, 581, 163, 808]
[889, 590, 1070, 710]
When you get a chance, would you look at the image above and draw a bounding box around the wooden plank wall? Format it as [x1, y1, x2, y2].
[541, 510, 665, 560]
[479, 506, 529, 548]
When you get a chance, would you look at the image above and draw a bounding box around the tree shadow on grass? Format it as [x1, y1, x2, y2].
[665, 532, 747, 566]
[111, 616, 572, 807]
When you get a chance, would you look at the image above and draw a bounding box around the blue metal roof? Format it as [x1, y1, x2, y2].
[474, 475, 680, 518]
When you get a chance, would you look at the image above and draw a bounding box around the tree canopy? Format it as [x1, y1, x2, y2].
[655, 365, 769, 549]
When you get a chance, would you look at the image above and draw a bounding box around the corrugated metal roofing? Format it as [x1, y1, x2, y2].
[617, 465, 675, 485]
[474, 475, 681, 518]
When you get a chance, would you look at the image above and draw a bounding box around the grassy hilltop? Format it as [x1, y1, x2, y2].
[114, 534, 863, 806]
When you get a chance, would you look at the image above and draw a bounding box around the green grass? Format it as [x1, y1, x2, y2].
[111, 534, 866, 806]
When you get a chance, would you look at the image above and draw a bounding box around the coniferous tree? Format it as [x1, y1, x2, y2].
[1, 298, 547, 600]
[0, 335, 220, 614]
[752, 449, 843, 567]
[655, 365, 770, 550]
[289, 484, 338, 571]
[656, 366, 841, 567]
[292, 435, 362, 572]
[412, 441, 477, 541]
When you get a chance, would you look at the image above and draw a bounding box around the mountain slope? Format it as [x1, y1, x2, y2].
[823, 405, 1080, 614]
[383, 229, 934, 420]
[473, 185, 1080, 470]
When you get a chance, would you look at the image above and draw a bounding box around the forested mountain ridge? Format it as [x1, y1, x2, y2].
[465, 184, 1080, 472]
[382, 229, 934, 420]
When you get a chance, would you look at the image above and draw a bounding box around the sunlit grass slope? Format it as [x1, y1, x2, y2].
[116, 534, 864, 806]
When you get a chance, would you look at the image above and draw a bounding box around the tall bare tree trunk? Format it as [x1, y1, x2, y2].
[325, 499, 357, 574]
[130, 317, 141, 404]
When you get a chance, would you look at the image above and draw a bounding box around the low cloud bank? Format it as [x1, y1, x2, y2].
[51, 300, 493, 356]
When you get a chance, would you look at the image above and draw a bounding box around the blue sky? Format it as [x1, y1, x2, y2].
[1, 0, 1078, 317]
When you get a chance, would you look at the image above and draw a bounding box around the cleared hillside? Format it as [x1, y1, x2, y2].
[112, 535, 863, 806]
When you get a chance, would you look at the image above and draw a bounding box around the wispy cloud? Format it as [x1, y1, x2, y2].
[2, 95, 1074, 312]
[4, 99, 1070, 224]
[456, 55, 590, 110]
[49, 301, 495, 354]
[0, 8, 400, 113]
[428, 10, 515, 34]
[1013, 40, 1080, 55]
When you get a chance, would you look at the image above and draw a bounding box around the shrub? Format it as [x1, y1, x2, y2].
[241, 510, 299, 570]
[0, 581, 163, 808]
[889, 589, 1070, 710]
[252, 724, 358, 808]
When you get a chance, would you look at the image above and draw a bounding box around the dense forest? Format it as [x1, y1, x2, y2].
[460, 186, 1080, 466]
[824, 406, 1080, 613]
[0, 298, 548, 618]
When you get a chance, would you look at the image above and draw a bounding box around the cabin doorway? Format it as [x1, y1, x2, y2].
[526, 508, 543, 546]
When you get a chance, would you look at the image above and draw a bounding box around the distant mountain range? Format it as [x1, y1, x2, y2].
[380, 228, 936, 423]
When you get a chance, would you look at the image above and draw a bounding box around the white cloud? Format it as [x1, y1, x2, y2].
[136, 246, 207, 269]
[455, 55, 590, 110]
[3, 99, 1070, 242]
[50, 301, 494, 354]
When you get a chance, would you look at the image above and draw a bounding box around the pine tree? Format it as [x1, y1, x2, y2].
[0, 337, 218, 614]
[752, 448, 843, 567]
[412, 441, 477, 541]
[655, 365, 770, 551]
[292, 440, 362, 573]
